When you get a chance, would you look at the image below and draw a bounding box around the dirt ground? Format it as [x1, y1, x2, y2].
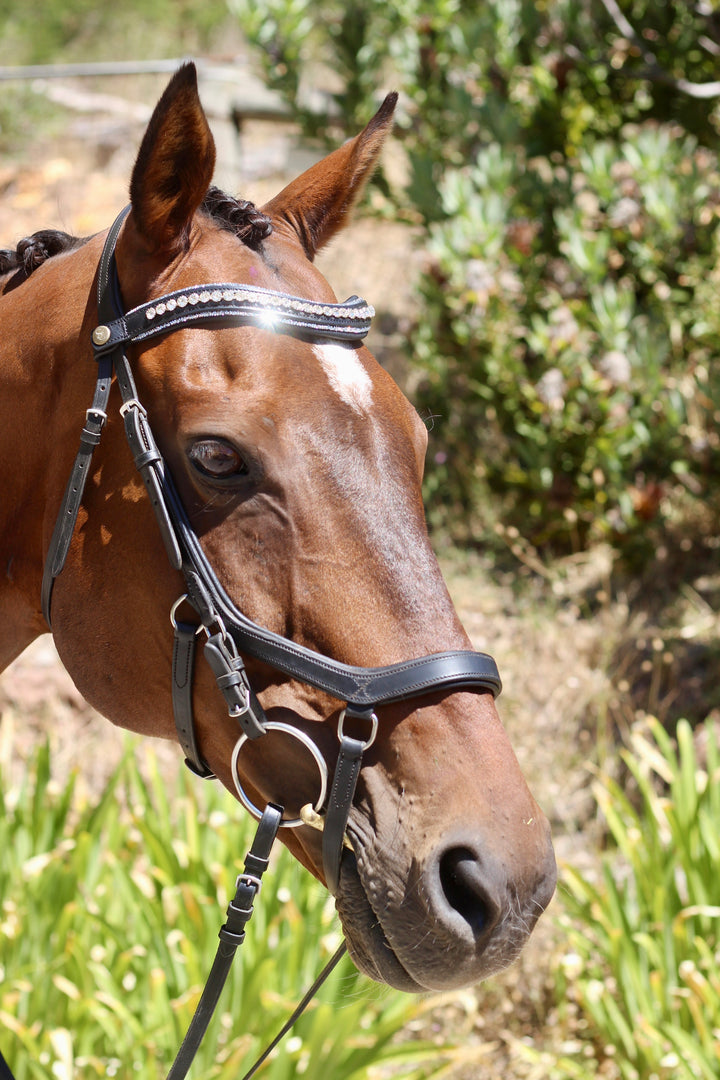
[1, 71, 718, 1079]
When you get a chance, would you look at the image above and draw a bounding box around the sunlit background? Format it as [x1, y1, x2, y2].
[1, 3, 719, 1078]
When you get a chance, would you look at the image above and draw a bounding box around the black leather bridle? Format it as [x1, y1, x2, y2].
[34, 204, 505, 1078]
[42, 204, 502, 894]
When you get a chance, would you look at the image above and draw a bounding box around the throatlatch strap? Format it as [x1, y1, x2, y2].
[41, 352, 113, 627]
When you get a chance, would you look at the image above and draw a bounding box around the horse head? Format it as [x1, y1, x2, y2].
[2, 64, 555, 992]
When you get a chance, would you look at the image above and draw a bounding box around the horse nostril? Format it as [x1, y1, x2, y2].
[438, 846, 500, 937]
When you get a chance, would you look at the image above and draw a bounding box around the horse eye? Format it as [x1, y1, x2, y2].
[188, 439, 249, 480]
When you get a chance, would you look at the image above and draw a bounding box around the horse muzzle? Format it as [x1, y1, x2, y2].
[336, 811, 557, 992]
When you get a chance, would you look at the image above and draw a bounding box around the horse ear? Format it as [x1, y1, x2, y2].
[129, 62, 216, 255]
[261, 93, 398, 260]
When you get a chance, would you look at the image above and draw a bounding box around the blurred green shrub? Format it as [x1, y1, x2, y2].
[0, 0, 229, 64]
[414, 127, 720, 548]
[545, 717, 720, 1078]
[229, 0, 720, 551]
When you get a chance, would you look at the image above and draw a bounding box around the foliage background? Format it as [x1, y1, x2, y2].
[0, 2, 719, 1079]
[1, 743, 467, 1080]
[1, 0, 719, 554]
[226, 0, 720, 554]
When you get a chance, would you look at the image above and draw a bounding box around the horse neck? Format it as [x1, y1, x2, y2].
[0, 237, 101, 665]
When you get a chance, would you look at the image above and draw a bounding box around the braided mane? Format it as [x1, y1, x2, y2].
[0, 229, 85, 284]
[0, 187, 273, 290]
[201, 186, 273, 248]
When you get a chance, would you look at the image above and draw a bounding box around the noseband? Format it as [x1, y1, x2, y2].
[42, 206, 502, 895]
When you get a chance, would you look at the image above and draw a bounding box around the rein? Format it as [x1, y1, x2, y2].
[35, 205, 504, 1076]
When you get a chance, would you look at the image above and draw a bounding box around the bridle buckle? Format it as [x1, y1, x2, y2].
[119, 397, 147, 419]
[337, 707, 378, 750]
[229, 684, 251, 720]
[235, 872, 263, 894]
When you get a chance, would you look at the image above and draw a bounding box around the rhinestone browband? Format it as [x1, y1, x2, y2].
[91, 282, 375, 354]
[144, 287, 374, 323]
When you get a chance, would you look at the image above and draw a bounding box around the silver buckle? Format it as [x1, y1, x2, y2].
[203, 613, 229, 643]
[337, 708, 378, 750]
[229, 683, 251, 719]
[235, 872, 263, 893]
[119, 397, 147, 418]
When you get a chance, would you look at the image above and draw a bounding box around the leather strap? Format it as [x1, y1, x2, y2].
[97, 205, 131, 316]
[165, 804, 282, 1080]
[41, 205, 129, 627]
[92, 207, 374, 351]
[202, 633, 266, 740]
[238, 942, 348, 1080]
[41, 353, 113, 627]
[92, 284, 375, 351]
[114, 352, 183, 570]
[323, 734, 365, 894]
[170, 495, 502, 704]
[183, 540, 502, 703]
[172, 622, 214, 778]
[178, 543, 501, 706]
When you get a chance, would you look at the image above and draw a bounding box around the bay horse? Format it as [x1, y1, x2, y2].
[0, 63, 555, 995]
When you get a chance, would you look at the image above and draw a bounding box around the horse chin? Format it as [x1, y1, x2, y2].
[334, 854, 429, 993]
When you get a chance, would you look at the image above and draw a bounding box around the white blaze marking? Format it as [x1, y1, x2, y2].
[313, 343, 373, 412]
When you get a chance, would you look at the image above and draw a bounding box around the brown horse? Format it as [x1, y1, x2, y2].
[0, 64, 555, 993]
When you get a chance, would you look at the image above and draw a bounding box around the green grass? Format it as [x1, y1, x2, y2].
[543, 717, 720, 1079]
[0, 741, 456, 1080]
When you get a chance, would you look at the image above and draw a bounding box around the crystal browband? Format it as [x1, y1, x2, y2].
[91, 282, 375, 354]
[144, 288, 374, 324]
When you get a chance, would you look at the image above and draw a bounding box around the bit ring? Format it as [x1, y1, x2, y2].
[231, 721, 328, 829]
